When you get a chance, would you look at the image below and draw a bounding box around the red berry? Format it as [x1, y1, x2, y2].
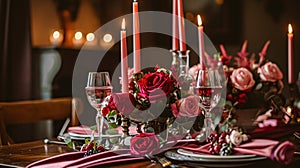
[85, 142, 95, 151]
[97, 145, 105, 152]
[213, 144, 221, 154]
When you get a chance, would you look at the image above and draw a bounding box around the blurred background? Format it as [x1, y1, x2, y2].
[1, 0, 300, 101]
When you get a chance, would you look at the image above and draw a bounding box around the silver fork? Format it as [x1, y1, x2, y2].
[145, 155, 172, 167]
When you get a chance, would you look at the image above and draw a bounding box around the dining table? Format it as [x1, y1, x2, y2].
[0, 138, 300, 168]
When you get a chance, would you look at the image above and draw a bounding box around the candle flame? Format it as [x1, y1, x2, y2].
[288, 24, 293, 34]
[121, 18, 126, 30]
[197, 14, 202, 27]
[133, 0, 137, 2]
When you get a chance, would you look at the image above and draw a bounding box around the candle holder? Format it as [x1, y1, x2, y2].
[170, 50, 194, 97]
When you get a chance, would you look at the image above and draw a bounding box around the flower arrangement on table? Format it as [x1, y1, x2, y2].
[96, 66, 206, 155]
[215, 40, 293, 131]
[191, 40, 288, 131]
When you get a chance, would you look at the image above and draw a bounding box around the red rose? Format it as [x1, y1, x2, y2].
[130, 133, 160, 156]
[111, 93, 135, 116]
[230, 67, 255, 91]
[177, 96, 201, 117]
[258, 62, 283, 82]
[138, 71, 175, 103]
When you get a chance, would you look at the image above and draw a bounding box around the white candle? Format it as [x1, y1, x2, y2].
[177, 0, 186, 51]
[49, 30, 63, 46]
[288, 24, 294, 84]
[172, 0, 179, 51]
[121, 19, 129, 93]
[133, 0, 140, 73]
[197, 15, 205, 69]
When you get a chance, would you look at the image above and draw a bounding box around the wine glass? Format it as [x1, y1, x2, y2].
[85, 72, 113, 145]
[194, 69, 222, 141]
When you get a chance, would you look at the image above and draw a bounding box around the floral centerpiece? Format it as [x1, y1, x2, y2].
[101, 67, 181, 136]
[215, 40, 288, 131]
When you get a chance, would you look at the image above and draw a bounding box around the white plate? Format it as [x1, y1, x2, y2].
[68, 132, 121, 140]
[177, 149, 257, 159]
[165, 150, 266, 163]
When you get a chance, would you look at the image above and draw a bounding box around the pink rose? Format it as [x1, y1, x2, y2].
[130, 133, 160, 156]
[138, 71, 175, 103]
[258, 62, 283, 82]
[111, 93, 135, 116]
[230, 67, 255, 91]
[189, 64, 201, 80]
[175, 96, 201, 118]
[272, 141, 297, 165]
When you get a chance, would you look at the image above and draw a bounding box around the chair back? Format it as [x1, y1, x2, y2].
[0, 97, 79, 145]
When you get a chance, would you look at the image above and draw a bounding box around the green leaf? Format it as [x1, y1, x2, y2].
[108, 110, 117, 117]
[67, 141, 73, 149]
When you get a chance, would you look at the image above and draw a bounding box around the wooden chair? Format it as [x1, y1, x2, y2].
[0, 97, 80, 145]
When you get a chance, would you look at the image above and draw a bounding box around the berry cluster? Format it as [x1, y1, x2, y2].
[81, 141, 105, 157]
[207, 132, 232, 156]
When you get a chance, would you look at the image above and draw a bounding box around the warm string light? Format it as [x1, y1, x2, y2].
[49, 29, 63, 46]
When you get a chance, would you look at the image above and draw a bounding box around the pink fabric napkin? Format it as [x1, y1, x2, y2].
[26, 149, 145, 168]
[26, 139, 296, 167]
[181, 139, 297, 165]
[67, 125, 138, 136]
[250, 125, 300, 140]
[67, 125, 94, 135]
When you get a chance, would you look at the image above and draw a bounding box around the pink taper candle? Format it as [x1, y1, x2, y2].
[197, 15, 205, 69]
[288, 24, 294, 84]
[172, 0, 179, 51]
[121, 19, 129, 93]
[177, 0, 186, 51]
[238, 40, 249, 58]
[133, 0, 140, 73]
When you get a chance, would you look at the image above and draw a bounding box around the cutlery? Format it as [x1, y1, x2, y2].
[44, 138, 66, 145]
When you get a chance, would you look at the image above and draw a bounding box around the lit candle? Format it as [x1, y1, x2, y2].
[72, 31, 84, 47]
[49, 30, 63, 46]
[288, 24, 294, 84]
[133, 0, 140, 73]
[197, 14, 205, 69]
[172, 0, 179, 51]
[177, 0, 186, 51]
[121, 18, 129, 93]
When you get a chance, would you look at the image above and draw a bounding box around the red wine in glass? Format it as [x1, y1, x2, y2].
[194, 86, 222, 111]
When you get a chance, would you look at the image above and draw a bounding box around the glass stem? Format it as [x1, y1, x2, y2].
[96, 112, 104, 145]
[204, 110, 213, 140]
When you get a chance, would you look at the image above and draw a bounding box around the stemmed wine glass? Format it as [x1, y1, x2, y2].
[194, 69, 222, 141]
[85, 72, 113, 145]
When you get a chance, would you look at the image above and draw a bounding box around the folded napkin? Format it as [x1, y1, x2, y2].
[181, 139, 296, 165]
[67, 125, 138, 136]
[26, 149, 145, 168]
[250, 125, 300, 140]
[67, 125, 94, 135]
